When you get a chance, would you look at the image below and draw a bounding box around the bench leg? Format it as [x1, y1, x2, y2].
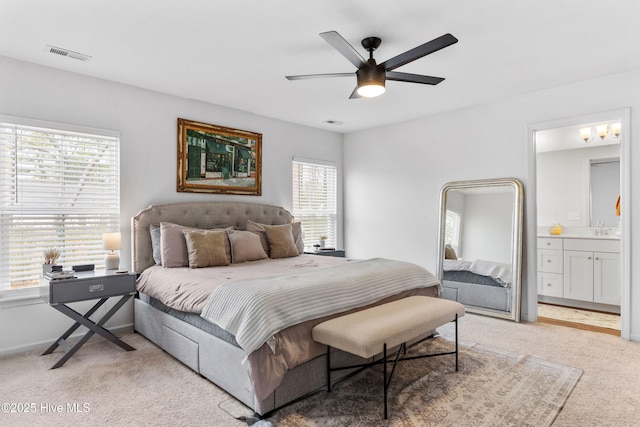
[455, 313, 459, 371]
[383, 343, 388, 420]
[326, 345, 331, 392]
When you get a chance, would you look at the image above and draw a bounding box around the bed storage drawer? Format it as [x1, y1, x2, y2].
[161, 325, 199, 372]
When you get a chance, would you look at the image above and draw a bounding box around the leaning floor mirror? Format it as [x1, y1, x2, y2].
[436, 178, 524, 321]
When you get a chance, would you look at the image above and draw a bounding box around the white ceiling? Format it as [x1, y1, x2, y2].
[1, 1, 640, 133]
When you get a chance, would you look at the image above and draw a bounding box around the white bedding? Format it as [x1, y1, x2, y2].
[443, 258, 512, 286]
[136, 254, 346, 313]
[200, 258, 440, 355]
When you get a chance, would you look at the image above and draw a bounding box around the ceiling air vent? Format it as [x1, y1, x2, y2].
[45, 45, 92, 62]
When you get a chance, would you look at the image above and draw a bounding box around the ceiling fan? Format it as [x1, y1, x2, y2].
[286, 31, 458, 98]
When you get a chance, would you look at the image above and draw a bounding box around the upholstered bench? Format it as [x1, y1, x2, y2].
[312, 295, 465, 419]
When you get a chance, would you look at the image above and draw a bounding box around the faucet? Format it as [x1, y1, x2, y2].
[594, 220, 605, 236]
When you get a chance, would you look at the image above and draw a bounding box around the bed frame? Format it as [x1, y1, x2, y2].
[131, 201, 367, 415]
[441, 279, 511, 312]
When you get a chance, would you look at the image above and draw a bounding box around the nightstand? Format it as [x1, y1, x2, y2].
[40, 270, 137, 369]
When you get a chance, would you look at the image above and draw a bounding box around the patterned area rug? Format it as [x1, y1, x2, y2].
[240, 336, 582, 426]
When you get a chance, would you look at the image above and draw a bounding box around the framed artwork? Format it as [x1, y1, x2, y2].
[177, 118, 262, 195]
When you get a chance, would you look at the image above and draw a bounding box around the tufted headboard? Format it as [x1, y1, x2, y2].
[131, 201, 294, 274]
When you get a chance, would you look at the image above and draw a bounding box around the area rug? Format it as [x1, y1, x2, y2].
[224, 336, 582, 427]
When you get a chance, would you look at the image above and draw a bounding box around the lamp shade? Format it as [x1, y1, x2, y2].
[595, 124, 609, 140]
[578, 127, 592, 142]
[103, 232, 121, 251]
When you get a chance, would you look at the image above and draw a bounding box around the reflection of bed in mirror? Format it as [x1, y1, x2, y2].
[437, 178, 523, 321]
[441, 258, 512, 312]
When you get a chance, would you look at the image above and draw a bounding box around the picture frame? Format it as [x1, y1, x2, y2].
[177, 118, 262, 195]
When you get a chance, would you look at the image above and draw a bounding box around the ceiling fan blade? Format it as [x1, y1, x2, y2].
[320, 31, 366, 69]
[386, 71, 445, 85]
[380, 33, 458, 71]
[286, 73, 354, 80]
[349, 87, 362, 99]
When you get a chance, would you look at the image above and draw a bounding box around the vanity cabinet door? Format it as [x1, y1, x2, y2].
[594, 252, 620, 305]
[563, 251, 594, 302]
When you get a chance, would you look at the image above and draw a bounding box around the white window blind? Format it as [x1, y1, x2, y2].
[292, 158, 337, 250]
[0, 116, 120, 298]
[444, 209, 461, 253]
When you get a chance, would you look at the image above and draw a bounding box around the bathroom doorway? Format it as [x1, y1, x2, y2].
[529, 109, 630, 338]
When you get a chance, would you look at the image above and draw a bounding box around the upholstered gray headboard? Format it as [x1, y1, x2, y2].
[131, 201, 294, 274]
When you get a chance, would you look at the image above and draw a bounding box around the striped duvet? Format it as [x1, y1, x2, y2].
[200, 257, 440, 355]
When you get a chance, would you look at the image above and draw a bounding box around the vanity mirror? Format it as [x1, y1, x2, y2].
[437, 178, 524, 321]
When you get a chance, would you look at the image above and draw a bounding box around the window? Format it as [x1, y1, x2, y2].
[0, 116, 120, 299]
[444, 209, 461, 254]
[292, 158, 337, 250]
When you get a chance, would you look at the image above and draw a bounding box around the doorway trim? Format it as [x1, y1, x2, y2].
[526, 108, 631, 339]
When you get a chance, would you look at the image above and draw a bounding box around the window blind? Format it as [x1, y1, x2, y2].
[292, 158, 337, 250]
[444, 209, 461, 253]
[0, 116, 120, 298]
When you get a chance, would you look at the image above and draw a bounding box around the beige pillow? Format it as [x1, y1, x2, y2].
[246, 220, 304, 255]
[227, 229, 268, 263]
[183, 229, 230, 268]
[159, 222, 231, 268]
[444, 245, 458, 260]
[263, 223, 299, 259]
[246, 220, 270, 254]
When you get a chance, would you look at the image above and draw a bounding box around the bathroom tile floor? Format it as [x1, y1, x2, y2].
[538, 303, 620, 335]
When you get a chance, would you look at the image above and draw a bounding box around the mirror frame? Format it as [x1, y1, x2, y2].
[436, 178, 524, 321]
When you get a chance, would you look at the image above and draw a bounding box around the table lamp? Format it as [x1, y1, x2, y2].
[103, 232, 121, 270]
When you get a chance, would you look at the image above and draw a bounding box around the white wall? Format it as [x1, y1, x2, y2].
[460, 193, 513, 264]
[537, 145, 620, 227]
[344, 68, 640, 338]
[0, 56, 343, 355]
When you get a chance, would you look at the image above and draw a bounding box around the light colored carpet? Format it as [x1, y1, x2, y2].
[2, 314, 640, 426]
[0, 333, 245, 427]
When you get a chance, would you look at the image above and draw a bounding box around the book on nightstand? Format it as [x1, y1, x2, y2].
[44, 270, 77, 281]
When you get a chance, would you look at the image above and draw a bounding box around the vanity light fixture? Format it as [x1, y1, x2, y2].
[595, 124, 609, 140]
[579, 127, 593, 143]
[611, 122, 622, 138]
[578, 122, 621, 143]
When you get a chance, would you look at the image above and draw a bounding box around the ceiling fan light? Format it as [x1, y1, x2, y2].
[357, 83, 386, 97]
[356, 66, 386, 98]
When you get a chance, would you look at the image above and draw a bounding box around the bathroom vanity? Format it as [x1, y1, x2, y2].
[537, 234, 620, 313]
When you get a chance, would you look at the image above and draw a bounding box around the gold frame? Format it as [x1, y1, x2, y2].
[177, 118, 262, 195]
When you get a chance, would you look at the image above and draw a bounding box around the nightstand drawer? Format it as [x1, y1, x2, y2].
[47, 274, 136, 304]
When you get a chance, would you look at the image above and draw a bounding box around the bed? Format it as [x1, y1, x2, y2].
[131, 201, 441, 416]
[441, 259, 512, 312]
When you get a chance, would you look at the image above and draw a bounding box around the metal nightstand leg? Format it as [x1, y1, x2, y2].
[42, 294, 135, 369]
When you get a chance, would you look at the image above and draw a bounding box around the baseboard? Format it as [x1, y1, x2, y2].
[0, 323, 134, 358]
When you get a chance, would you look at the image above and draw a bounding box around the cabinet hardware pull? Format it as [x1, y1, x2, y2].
[595, 257, 599, 261]
[588, 257, 592, 260]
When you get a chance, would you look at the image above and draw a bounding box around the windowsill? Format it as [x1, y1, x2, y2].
[0, 289, 43, 308]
